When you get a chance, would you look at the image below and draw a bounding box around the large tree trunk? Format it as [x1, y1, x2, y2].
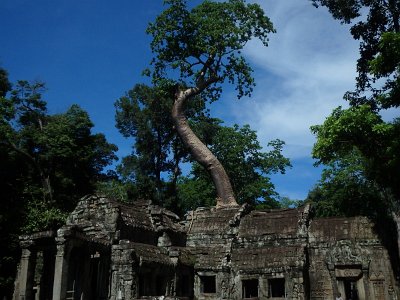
[172, 88, 238, 208]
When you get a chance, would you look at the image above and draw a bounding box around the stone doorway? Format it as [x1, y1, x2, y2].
[335, 266, 365, 300]
[341, 279, 359, 300]
[242, 279, 259, 299]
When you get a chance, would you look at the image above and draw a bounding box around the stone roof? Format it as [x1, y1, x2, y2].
[186, 206, 241, 235]
[309, 216, 378, 243]
[132, 242, 174, 266]
[238, 207, 303, 239]
[113, 242, 195, 267]
[63, 195, 185, 244]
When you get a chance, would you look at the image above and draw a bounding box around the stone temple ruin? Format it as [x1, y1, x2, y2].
[13, 195, 400, 299]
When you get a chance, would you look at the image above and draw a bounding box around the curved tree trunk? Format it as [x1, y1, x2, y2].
[172, 88, 238, 208]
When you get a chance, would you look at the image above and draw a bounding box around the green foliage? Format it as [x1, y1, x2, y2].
[254, 198, 282, 210]
[277, 196, 305, 209]
[22, 200, 67, 233]
[0, 71, 118, 297]
[177, 123, 291, 210]
[0, 68, 11, 97]
[176, 176, 216, 210]
[147, 0, 275, 100]
[115, 83, 174, 200]
[307, 149, 392, 217]
[0, 78, 118, 230]
[42, 105, 118, 206]
[95, 179, 132, 203]
[311, 0, 400, 109]
[310, 105, 400, 216]
[310, 1, 400, 217]
[369, 32, 400, 108]
[370, 32, 400, 76]
[311, 105, 386, 163]
[115, 83, 210, 205]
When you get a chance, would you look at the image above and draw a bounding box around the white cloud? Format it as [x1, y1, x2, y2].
[222, 0, 360, 159]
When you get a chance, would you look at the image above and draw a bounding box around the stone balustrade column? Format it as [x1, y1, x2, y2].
[52, 237, 68, 300]
[15, 247, 36, 300]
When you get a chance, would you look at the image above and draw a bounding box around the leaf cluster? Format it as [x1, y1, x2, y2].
[147, 0, 275, 100]
[369, 31, 400, 108]
[307, 148, 394, 218]
[1, 77, 118, 230]
[310, 105, 400, 216]
[312, 0, 400, 109]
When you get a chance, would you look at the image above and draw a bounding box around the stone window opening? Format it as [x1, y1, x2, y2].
[268, 278, 286, 298]
[242, 279, 259, 299]
[200, 275, 216, 294]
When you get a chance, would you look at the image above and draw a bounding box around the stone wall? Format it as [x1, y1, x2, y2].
[13, 196, 400, 300]
[308, 217, 399, 300]
[186, 204, 400, 300]
[185, 205, 310, 299]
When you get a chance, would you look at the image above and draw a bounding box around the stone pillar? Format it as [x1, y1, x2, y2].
[110, 244, 139, 300]
[327, 263, 338, 298]
[362, 264, 371, 300]
[15, 247, 36, 300]
[52, 238, 68, 300]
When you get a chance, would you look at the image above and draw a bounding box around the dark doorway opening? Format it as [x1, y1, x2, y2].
[89, 256, 99, 299]
[179, 272, 193, 297]
[156, 275, 166, 296]
[200, 275, 216, 294]
[139, 273, 152, 297]
[66, 249, 84, 300]
[268, 278, 285, 298]
[343, 280, 359, 300]
[242, 279, 259, 298]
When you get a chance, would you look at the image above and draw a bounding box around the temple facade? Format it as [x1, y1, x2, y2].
[13, 195, 400, 299]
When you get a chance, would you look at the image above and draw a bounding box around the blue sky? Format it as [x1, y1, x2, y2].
[1, 0, 362, 200]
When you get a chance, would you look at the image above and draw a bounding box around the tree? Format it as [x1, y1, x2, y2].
[0, 80, 118, 231]
[1, 81, 52, 199]
[307, 149, 392, 217]
[310, 105, 400, 215]
[38, 104, 118, 210]
[310, 1, 400, 216]
[0, 68, 11, 97]
[369, 31, 400, 108]
[177, 123, 291, 210]
[0, 74, 118, 298]
[311, 0, 400, 109]
[115, 84, 175, 202]
[146, 0, 275, 207]
[0, 68, 22, 298]
[115, 83, 210, 207]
